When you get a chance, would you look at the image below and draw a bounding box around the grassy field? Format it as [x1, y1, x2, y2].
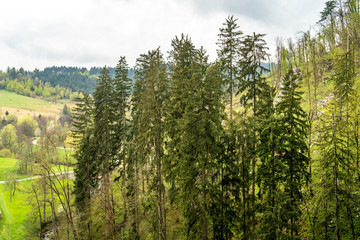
[0, 90, 75, 118]
[0, 158, 21, 182]
[0, 181, 34, 240]
[0, 157, 73, 182]
[0, 157, 74, 240]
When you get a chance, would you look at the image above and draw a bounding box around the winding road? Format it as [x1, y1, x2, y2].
[0, 171, 74, 184]
[32, 138, 74, 150]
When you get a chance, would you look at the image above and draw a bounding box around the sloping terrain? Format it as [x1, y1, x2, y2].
[0, 90, 74, 118]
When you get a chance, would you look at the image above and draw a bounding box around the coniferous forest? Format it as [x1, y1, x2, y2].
[27, 1, 360, 239]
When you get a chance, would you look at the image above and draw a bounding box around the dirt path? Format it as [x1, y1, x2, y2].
[32, 138, 74, 150]
[0, 171, 74, 184]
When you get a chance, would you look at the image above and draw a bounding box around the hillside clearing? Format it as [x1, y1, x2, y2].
[0, 90, 75, 118]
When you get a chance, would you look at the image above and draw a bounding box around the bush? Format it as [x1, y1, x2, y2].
[0, 148, 13, 158]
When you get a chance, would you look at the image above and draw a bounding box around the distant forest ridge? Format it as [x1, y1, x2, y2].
[1, 66, 135, 94]
[33, 66, 136, 94]
[2, 63, 271, 95]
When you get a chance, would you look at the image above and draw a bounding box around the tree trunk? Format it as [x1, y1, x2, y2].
[202, 163, 208, 240]
[333, 110, 340, 240]
[122, 113, 127, 221]
[105, 151, 112, 239]
[230, 64, 233, 121]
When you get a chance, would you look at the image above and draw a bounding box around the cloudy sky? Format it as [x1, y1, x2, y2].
[0, 0, 327, 71]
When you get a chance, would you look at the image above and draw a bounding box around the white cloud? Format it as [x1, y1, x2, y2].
[0, 0, 327, 71]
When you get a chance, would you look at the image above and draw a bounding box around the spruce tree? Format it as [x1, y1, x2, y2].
[175, 47, 224, 239]
[238, 32, 269, 114]
[113, 56, 132, 221]
[165, 34, 197, 203]
[333, 40, 357, 239]
[72, 94, 96, 239]
[316, 101, 348, 239]
[256, 85, 287, 240]
[217, 15, 243, 120]
[126, 64, 147, 239]
[93, 66, 114, 238]
[237, 32, 269, 238]
[276, 67, 309, 238]
[313, 40, 358, 240]
[134, 48, 169, 240]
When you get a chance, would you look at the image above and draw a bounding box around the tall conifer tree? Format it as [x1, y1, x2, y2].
[113, 56, 132, 221]
[238, 32, 269, 238]
[135, 48, 168, 240]
[93, 66, 114, 238]
[217, 15, 243, 120]
[165, 34, 197, 202]
[276, 68, 309, 238]
[72, 94, 96, 239]
[176, 47, 224, 239]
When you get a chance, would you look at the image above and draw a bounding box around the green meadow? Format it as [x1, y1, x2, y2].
[0, 181, 34, 240]
[0, 90, 74, 118]
[0, 90, 54, 111]
[0, 156, 74, 240]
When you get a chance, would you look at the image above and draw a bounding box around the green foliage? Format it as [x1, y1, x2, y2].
[93, 66, 117, 238]
[165, 42, 226, 239]
[333, 49, 355, 103]
[34, 66, 98, 94]
[235, 31, 270, 239]
[217, 15, 243, 120]
[0, 148, 12, 158]
[318, 1, 336, 24]
[276, 68, 309, 237]
[136, 48, 169, 239]
[0, 181, 35, 240]
[17, 115, 38, 138]
[112, 56, 132, 165]
[62, 104, 69, 115]
[49, 3, 360, 239]
[238, 32, 269, 115]
[256, 86, 284, 239]
[0, 124, 18, 152]
[94, 67, 113, 170]
[3, 78, 80, 102]
[72, 94, 96, 215]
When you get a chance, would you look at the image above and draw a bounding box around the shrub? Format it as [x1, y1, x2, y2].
[0, 148, 13, 158]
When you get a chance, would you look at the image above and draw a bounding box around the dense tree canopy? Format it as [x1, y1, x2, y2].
[3, 1, 358, 239]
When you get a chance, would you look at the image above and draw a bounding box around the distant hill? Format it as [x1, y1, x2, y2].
[1, 66, 135, 95]
[33, 66, 135, 94]
[33, 67, 97, 94]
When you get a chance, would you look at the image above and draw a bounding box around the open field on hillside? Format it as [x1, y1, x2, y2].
[0, 90, 75, 119]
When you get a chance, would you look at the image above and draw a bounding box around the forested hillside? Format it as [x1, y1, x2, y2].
[7, 0, 360, 239]
[0, 66, 135, 95]
[34, 66, 135, 93]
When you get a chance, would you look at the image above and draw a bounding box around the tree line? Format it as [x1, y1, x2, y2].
[0, 74, 84, 102]
[0, 66, 135, 95]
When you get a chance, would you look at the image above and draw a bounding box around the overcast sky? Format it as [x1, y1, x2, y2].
[0, 0, 327, 71]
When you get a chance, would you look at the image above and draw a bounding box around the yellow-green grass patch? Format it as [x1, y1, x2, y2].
[0, 181, 34, 240]
[0, 90, 75, 118]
